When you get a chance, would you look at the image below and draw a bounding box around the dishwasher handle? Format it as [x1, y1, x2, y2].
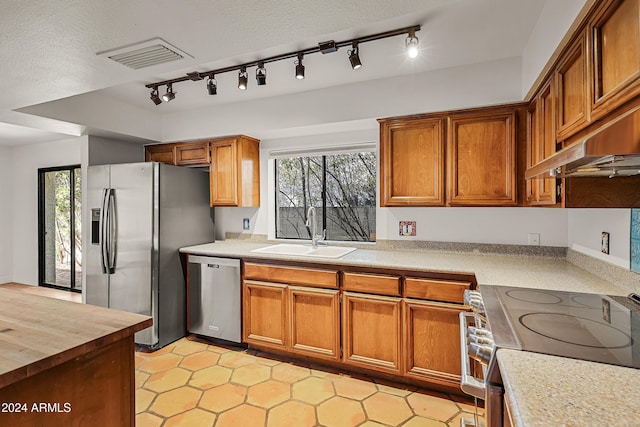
[188, 255, 240, 269]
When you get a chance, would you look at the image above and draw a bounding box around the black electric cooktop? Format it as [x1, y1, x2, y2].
[483, 286, 640, 369]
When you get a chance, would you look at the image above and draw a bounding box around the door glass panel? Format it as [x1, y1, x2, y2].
[40, 166, 82, 290]
[73, 168, 82, 289]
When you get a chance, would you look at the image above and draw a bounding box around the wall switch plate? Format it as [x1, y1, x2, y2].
[242, 218, 250, 230]
[601, 231, 610, 254]
[527, 233, 540, 246]
[399, 221, 416, 236]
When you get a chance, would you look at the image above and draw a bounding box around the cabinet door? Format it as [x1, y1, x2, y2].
[289, 287, 340, 360]
[403, 299, 465, 385]
[243, 280, 288, 349]
[447, 111, 517, 206]
[527, 81, 558, 206]
[176, 141, 210, 166]
[525, 98, 539, 204]
[591, 0, 640, 119]
[379, 118, 445, 206]
[342, 292, 402, 374]
[556, 32, 589, 140]
[210, 139, 239, 206]
[538, 82, 558, 205]
[145, 144, 176, 165]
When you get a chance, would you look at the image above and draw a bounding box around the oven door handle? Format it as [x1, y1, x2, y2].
[460, 311, 487, 399]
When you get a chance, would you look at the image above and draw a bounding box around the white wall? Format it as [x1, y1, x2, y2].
[379, 207, 568, 246]
[162, 57, 523, 142]
[11, 137, 82, 285]
[0, 147, 13, 283]
[87, 136, 144, 166]
[568, 209, 631, 268]
[521, 0, 588, 96]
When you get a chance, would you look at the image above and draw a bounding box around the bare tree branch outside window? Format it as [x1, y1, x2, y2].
[275, 151, 376, 242]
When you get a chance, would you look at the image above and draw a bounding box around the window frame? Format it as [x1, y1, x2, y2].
[273, 147, 376, 243]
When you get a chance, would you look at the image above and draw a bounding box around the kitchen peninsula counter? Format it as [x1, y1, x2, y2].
[497, 349, 640, 427]
[180, 240, 633, 296]
[0, 288, 151, 426]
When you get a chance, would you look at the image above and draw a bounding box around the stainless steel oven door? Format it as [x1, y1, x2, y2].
[459, 312, 488, 398]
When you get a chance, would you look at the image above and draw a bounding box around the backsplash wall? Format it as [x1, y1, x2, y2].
[568, 208, 632, 268]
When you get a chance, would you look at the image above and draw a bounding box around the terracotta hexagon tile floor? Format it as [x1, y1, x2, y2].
[136, 336, 485, 427]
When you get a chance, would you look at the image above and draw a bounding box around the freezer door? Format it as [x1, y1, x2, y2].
[85, 165, 110, 308]
[108, 162, 157, 346]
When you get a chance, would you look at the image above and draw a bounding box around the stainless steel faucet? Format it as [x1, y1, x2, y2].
[305, 206, 326, 248]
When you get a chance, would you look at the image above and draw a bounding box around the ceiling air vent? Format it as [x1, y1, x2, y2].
[97, 38, 193, 70]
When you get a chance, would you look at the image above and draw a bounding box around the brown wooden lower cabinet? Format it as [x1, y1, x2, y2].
[289, 286, 340, 360]
[342, 292, 402, 374]
[403, 299, 466, 386]
[241, 263, 475, 392]
[243, 280, 288, 349]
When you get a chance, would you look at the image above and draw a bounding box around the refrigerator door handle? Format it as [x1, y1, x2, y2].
[100, 188, 110, 274]
[107, 189, 117, 273]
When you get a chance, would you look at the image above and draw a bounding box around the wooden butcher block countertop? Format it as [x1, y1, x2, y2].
[0, 288, 151, 388]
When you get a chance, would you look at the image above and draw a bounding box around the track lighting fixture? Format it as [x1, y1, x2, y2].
[238, 66, 248, 90]
[295, 53, 305, 80]
[406, 29, 419, 59]
[348, 42, 362, 70]
[207, 74, 217, 95]
[150, 87, 162, 105]
[145, 24, 420, 103]
[162, 84, 175, 102]
[256, 62, 267, 86]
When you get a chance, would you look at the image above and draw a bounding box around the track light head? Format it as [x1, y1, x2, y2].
[348, 42, 362, 70]
[207, 75, 217, 95]
[295, 53, 305, 80]
[150, 87, 162, 105]
[256, 62, 267, 86]
[238, 66, 248, 90]
[162, 84, 175, 102]
[406, 30, 419, 59]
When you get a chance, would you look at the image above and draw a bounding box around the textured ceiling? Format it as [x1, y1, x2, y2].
[0, 0, 547, 146]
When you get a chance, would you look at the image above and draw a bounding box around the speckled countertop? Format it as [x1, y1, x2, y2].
[180, 240, 633, 296]
[498, 349, 640, 427]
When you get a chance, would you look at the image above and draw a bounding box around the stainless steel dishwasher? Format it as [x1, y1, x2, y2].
[188, 255, 241, 343]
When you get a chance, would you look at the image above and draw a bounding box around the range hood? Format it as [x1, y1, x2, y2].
[525, 104, 640, 179]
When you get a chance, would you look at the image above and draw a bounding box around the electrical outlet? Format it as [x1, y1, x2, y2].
[399, 221, 416, 236]
[527, 233, 540, 246]
[601, 231, 610, 254]
[242, 218, 250, 230]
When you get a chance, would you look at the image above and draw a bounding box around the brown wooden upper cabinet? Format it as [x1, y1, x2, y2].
[527, 79, 559, 206]
[379, 117, 445, 206]
[145, 144, 176, 165]
[555, 30, 590, 141]
[175, 141, 210, 166]
[209, 136, 260, 207]
[447, 109, 518, 206]
[590, 0, 640, 120]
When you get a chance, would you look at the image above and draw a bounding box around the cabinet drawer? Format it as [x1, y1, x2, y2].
[244, 263, 338, 289]
[343, 272, 401, 297]
[404, 277, 471, 303]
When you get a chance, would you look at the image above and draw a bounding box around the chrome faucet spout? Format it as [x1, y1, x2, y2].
[305, 206, 324, 248]
[306, 206, 317, 247]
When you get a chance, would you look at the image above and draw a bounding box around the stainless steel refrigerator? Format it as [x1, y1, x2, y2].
[86, 162, 215, 348]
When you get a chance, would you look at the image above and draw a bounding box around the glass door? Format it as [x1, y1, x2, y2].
[38, 165, 82, 292]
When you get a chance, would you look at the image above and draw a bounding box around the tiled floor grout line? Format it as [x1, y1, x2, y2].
[135, 336, 485, 427]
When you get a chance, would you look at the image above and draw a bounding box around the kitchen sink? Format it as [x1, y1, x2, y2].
[250, 243, 357, 259]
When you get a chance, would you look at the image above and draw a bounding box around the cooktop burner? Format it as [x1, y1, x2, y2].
[518, 312, 633, 349]
[505, 289, 563, 304]
[481, 285, 640, 369]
